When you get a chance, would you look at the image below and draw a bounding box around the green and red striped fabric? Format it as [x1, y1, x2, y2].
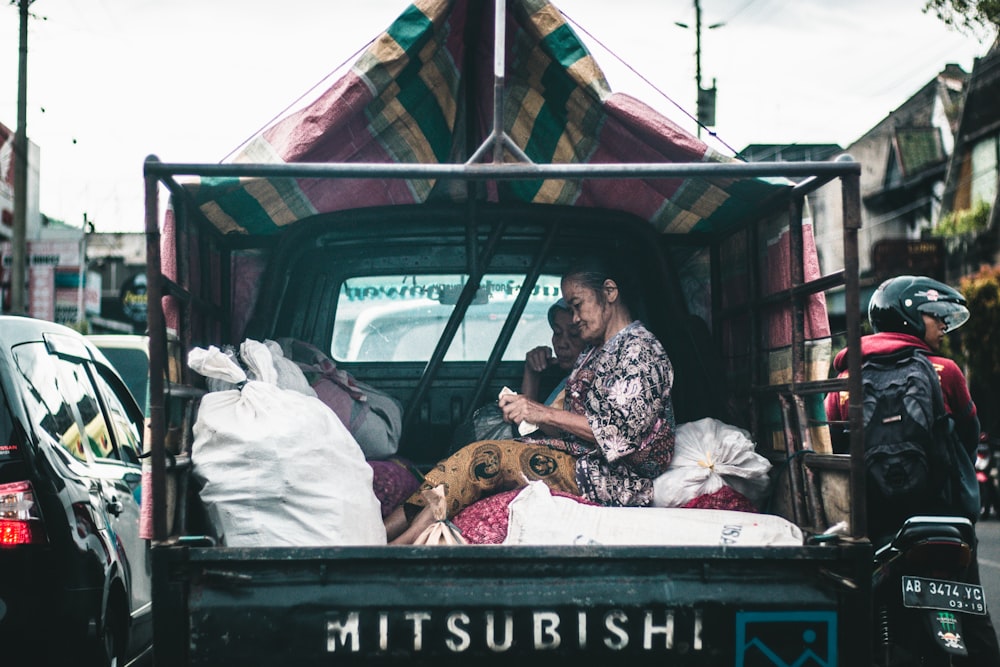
[182, 0, 788, 238]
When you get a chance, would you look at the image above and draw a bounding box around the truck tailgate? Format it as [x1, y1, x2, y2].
[154, 543, 870, 666]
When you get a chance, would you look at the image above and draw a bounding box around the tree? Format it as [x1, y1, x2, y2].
[924, 0, 1000, 41]
[958, 264, 1000, 433]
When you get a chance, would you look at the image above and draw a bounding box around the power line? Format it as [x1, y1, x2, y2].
[562, 9, 741, 155]
[220, 38, 376, 163]
[719, 0, 764, 25]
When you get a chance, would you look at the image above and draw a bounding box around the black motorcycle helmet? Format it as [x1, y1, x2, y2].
[868, 275, 970, 338]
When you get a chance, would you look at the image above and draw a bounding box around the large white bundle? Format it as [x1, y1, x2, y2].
[189, 340, 386, 547]
[652, 418, 773, 508]
[504, 482, 802, 547]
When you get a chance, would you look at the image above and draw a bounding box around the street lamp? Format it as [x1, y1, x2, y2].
[675, 0, 723, 137]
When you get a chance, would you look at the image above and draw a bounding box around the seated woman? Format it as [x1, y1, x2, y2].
[520, 298, 585, 408]
[385, 257, 677, 544]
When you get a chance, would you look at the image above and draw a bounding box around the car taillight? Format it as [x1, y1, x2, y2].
[0, 480, 47, 547]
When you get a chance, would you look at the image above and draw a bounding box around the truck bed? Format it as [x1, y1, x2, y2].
[154, 542, 870, 666]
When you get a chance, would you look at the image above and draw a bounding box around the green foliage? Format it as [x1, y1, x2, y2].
[924, 0, 1000, 39]
[66, 320, 91, 335]
[933, 200, 992, 237]
[959, 264, 1000, 383]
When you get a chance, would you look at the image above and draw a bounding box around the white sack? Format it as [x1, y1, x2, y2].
[188, 345, 246, 392]
[189, 343, 385, 547]
[261, 339, 317, 398]
[652, 418, 772, 508]
[504, 482, 802, 547]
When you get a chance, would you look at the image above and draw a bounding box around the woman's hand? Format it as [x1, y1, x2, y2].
[520, 346, 555, 401]
[524, 346, 555, 373]
[499, 392, 547, 428]
[499, 391, 595, 442]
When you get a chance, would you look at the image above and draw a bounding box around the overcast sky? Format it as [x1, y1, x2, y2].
[0, 0, 992, 233]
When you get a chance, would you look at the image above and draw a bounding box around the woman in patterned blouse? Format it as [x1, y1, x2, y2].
[385, 258, 676, 544]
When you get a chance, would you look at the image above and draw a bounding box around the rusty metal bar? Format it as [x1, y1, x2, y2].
[840, 169, 866, 539]
[144, 161, 167, 543]
[748, 211, 761, 448]
[464, 0, 534, 165]
[778, 394, 806, 527]
[788, 196, 806, 389]
[795, 395, 828, 530]
[402, 221, 509, 433]
[786, 195, 825, 530]
[491, 0, 506, 165]
[469, 221, 561, 413]
[144, 160, 861, 181]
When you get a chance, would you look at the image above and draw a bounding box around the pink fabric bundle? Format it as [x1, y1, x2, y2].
[682, 485, 758, 512]
[369, 457, 421, 518]
[452, 487, 597, 544]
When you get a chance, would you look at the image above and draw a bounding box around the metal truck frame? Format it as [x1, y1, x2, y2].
[142, 1, 868, 664]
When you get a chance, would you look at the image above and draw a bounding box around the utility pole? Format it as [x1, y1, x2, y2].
[695, 0, 703, 118]
[675, 0, 720, 138]
[11, 0, 35, 315]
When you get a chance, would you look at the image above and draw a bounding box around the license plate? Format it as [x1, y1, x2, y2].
[902, 576, 988, 615]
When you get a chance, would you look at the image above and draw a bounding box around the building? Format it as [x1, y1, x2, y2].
[0, 120, 41, 243]
[2, 119, 144, 331]
[85, 230, 147, 333]
[741, 65, 974, 332]
[938, 42, 1000, 280]
[739, 144, 843, 163]
[1, 121, 92, 321]
[822, 64, 967, 288]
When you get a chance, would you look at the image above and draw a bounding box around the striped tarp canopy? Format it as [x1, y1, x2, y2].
[181, 0, 791, 237]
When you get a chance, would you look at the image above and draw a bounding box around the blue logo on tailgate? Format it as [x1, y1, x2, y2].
[735, 611, 837, 667]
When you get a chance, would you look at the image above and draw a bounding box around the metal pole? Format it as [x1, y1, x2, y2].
[143, 160, 167, 542]
[12, 0, 34, 315]
[841, 169, 867, 539]
[491, 0, 505, 164]
[77, 225, 86, 323]
[695, 0, 702, 138]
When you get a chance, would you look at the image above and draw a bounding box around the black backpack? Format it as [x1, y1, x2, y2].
[861, 348, 951, 514]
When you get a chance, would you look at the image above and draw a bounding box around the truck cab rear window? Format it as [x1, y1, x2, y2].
[332, 273, 563, 362]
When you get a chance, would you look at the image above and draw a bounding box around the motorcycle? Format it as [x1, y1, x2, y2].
[976, 433, 999, 519]
[872, 515, 987, 665]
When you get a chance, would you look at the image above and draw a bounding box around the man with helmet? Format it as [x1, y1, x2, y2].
[828, 274, 979, 449]
[825, 274, 1000, 664]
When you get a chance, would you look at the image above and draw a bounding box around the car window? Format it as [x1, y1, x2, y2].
[14, 343, 91, 463]
[332, 273, 563, 362]
[51, 356, 116, 461]
[13, 342, 128, 463]
[95, 345, 149, 415]
[92, 371, 142, 464]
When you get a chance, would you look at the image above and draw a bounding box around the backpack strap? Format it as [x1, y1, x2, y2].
[907, 349, 966, 505]
[909, 349, 951, 436]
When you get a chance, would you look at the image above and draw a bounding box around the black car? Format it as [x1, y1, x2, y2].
[0, 316, 151, 666]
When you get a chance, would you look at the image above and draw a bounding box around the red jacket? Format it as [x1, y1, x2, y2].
[824, 332, 979, 451]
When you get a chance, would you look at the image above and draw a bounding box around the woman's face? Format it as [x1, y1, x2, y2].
[561, 278, 610, 345]
[550, 308, 584, 371]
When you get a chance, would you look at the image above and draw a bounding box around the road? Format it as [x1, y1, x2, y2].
[976, 515, 1000, 640]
